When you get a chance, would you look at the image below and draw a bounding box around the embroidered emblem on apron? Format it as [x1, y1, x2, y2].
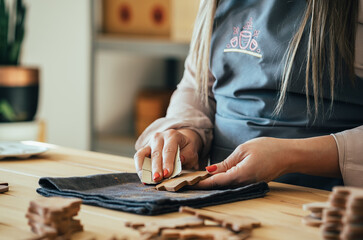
[225, 17, 262, 58]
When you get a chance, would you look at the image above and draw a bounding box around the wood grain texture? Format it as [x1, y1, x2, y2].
[0, 142, 330, 239]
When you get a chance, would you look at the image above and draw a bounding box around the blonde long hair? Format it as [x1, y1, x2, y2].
[190, 0, 359, 117]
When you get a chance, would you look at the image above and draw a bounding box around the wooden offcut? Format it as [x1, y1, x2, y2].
[155, 171, 210, 192]
[180, 206, 261, 232]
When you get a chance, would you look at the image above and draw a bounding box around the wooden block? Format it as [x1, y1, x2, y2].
[315, 186, 363, 239]
[329, 194, 347, 209]
[27, 217, 82, 235]
[26, 211, 71, 225]
[29, 197, 82, 219]
[320, 228, 340, 240]
[103, 0, 171, 36]
[180, 206, 261, 232]
[141, 146, 182, 184]
[342, 214, 363, 224]
[125, 217, 204, 238]
[340, 225, 363, 240]
[28, 221, 58, 239]
[332, 186, 363, 196]
[303, 202, 329, 213]
[27, 197, 83, 239]
[310, 212, 323, 219]
[161, 226, 250, 240]
[330, 186, 363, 210]
[302, 215, 323, 227]
[342, 223, 363, 234]
[155, 171, 210, 192]
[0, 182, 9, 193]
[28, 221, 83, 240]
[322, 208, 344, 223]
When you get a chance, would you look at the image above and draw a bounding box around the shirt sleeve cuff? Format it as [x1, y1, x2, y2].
[332, 126, 363, 186]
[135, 117, 213, 163]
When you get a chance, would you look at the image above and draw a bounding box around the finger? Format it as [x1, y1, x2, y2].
[162, 137, 179, 178]
[205, 146, 244, 174]
[151, 137, 164, 182]
[134, 146, 151, 179]
[162, 130, 183, 178]
[180, 151, 199, 170]
[196, 166, 242, 189]
[180, 147, 199, 170]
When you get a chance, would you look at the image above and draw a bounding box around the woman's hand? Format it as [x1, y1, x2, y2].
[196, 137, 291, 189]
[134, 129, 202, 182]
[196, 135, 340, 189]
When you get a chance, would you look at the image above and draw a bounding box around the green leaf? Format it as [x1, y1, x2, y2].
[0, 100, 16, 121]
[0, 0, 26, 65]
[0, 0, 9, 64]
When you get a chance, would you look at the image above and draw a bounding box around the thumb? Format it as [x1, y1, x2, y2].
[205, 147, 244, 174]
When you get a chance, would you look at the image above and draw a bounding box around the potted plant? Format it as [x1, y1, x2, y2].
[0, 0, 39, 122]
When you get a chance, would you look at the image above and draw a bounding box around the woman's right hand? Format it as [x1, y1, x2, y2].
[134, 128, 203, 182]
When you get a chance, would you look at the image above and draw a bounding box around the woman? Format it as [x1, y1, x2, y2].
[134, 0, 363, 190]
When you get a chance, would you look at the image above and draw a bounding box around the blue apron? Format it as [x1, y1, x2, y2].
[210, 0, 363, 190]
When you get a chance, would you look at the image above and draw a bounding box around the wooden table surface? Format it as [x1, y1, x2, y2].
[0, 142, 329, 239]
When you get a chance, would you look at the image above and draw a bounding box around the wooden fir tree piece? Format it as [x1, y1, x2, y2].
[26, 197, 83, 240]
[161, 226, 251, 240]
[179, 206, 261, 232]
[125, 216, 204, 239]
[155, 171, 210, 192]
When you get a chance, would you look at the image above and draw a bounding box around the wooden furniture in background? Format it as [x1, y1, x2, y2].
[103, 0, 200, 42]
[0, 142, 329, 239]
[135, 89, 173, 136]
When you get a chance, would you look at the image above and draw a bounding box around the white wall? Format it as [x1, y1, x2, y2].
[22, 0, 91, 149]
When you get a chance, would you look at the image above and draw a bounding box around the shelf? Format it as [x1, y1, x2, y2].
[94, 34, 190, 59]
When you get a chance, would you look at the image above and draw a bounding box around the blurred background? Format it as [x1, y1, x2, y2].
[0, 0, 200, 157]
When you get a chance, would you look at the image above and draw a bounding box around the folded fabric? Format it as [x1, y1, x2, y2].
[37, 173, 269, 215]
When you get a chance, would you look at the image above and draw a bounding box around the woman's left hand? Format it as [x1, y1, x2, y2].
[195, 134, 340, 189]
[195, 137, 295, 189]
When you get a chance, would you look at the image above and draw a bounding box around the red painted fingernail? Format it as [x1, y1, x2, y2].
[206, 165, 217, 172]
[180, 155, 185, 164]
[153, 172, 160, 181]
[163, 169, 169, 177]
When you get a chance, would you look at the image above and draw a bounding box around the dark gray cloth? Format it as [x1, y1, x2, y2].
[36, 173, 269, 215]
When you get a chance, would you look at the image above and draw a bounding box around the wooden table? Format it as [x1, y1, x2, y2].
[0, 142, 329, 239]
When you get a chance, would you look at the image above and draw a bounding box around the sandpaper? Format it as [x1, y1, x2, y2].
[36, 173, 269, 215]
